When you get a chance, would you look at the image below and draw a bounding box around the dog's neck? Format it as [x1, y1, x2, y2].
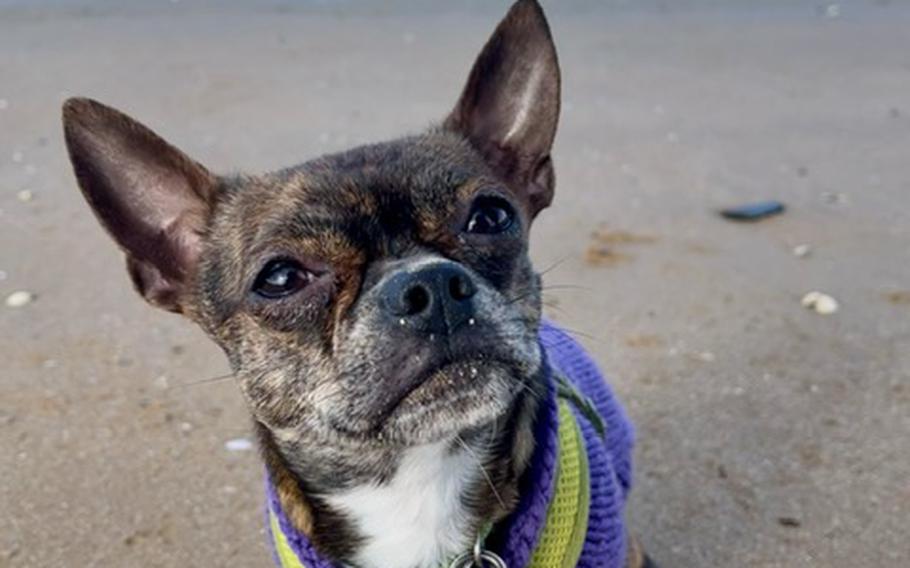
[259, 389, 539, 568]
[326, 438, 483, 568]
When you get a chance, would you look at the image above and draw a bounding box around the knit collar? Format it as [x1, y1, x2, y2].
[264, 349, 592, 568]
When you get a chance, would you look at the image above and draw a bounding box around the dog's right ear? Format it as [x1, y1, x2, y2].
[62, 98, 216, 314]
[445, 0, 560, 219]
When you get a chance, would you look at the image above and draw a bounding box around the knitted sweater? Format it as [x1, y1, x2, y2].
[266, 321, 635, 567]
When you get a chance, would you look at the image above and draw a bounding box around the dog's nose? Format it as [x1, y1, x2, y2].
[380, 262, 477, 334]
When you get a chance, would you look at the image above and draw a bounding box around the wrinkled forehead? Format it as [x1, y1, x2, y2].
[226, 132, 493, 245]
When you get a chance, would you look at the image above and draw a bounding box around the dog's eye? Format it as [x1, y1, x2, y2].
[465, 196, 515, 235]
[253, 260, 313, 299]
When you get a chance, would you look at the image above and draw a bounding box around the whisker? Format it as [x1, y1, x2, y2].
[555, 326, 604, 344]
[513, 377, 546, 403]
[536, 255, 571, 277]
[538, 283, 591, 293]
[505, 291, 536, 306]
[454, 434, 506, 511]
[542, 298, 566, 315]
[167, 373, 235, 390]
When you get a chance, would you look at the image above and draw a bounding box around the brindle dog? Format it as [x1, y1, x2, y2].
[62, 1, 653, 566]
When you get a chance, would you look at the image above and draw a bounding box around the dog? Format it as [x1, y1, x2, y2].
[62, 1, 654, 566]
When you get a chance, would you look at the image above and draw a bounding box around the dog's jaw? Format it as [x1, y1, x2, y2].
[263, 374, 541, 566]
[325, 439, 479, 568]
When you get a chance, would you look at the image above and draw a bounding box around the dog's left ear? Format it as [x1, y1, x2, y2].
[445, 0, 561, 218]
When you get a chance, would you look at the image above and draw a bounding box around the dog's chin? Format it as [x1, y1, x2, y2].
[381, 360, 521, 445]
[328, 360, 525, 447]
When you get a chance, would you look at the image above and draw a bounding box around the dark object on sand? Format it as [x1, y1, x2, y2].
[720, 200, 785, 221]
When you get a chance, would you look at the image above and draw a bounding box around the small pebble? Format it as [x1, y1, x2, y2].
[152, 374, 170, 389]
[11, 151, 24, 163]
[821, 191, 848, 205]
[778, 516, 802, 528]
[179, 421, 194, 433]
[17, 190, 33, 202]
[801, 291, 839, 315]
[0, 410, 17, 427]
[823, 3, 840, 18]
[793, 244, 812, 258]
[5, 290, 35, 308]
[225, 437, 253, 452]
[720, 200, 785, 222]
[0, 98, 8, 110]
[696, 351, 716, 363]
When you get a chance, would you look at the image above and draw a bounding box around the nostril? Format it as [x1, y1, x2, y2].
[404, 285, 431, 315]
[449, 274, 476, 301]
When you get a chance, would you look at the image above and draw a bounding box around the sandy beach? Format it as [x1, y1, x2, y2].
[1, 1, 908, 566]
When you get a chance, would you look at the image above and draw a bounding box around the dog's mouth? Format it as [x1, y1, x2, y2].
[327, 350, 532, 445]
[383, 355, 515, 413]
[385, 357, 522, 441]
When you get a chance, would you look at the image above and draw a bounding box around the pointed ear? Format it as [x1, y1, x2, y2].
[62, 98, 216, 314]
[445, 0, 560, 217]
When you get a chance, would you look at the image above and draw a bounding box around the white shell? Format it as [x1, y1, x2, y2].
[5, 290, 34, 308]
[224, 437, 253, 452]
[793, 244, 812, 258]
[801, 291, 839, 315]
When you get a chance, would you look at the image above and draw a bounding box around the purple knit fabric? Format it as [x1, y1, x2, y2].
[540, 321, 634, 566]
[266, 320, 635, 567]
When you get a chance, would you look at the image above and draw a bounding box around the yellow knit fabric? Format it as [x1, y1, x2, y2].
[271, 399, 590, 568]
[271, 509, 307, 568]
[527, 399, 590, 568]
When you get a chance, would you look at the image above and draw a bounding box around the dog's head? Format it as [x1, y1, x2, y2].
[63, 0, 559, 455]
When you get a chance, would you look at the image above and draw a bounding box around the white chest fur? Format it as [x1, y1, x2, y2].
[325, 440, 481, 568]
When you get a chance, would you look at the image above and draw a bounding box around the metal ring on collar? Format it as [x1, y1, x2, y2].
[448, 550, 507, 568]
